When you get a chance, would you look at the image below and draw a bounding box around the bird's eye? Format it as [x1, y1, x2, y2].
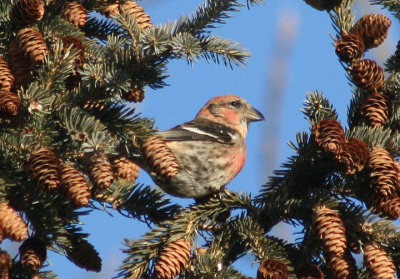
[230, 101, 240, 107]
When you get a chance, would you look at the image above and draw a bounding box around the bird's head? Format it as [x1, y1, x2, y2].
[196, 95, 264, 138]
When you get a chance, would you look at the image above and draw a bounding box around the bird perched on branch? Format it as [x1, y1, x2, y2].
[142, 95, 264, 199]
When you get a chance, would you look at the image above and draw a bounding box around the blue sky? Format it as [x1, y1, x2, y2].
[5, 0, 399, 278]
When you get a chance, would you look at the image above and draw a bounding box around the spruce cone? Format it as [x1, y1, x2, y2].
[0, 203, 28, 241]
[364, 242, 395, 279]
[257, 259, 289, 279]
[19, 237, 47, 273]
[8, 39, 33, 87]
[0, 251, 11, 279]
[142, 136, 179, 178]
[314, 206, 347, 257]
[327, 251, 357, 279]
[61, 1, 88, 27]
[61, 162, 91, 207]
[351, 14, 391, 49]
[29, 146, 61, 191]
[335, 33, 365, 62]
[15, 28, 49, 64]
[336, 138, 369, 174]
[371, 195, 400, 219]
[361, 92, 392, 127]
[61, 36, 85, 67]
[86, 154, 114, 189]
[312, 119, 345, 154]
[112, 157, 140, 183]
[350, 59, 385, 91]
[66, 238, 102, 272]
[12, 0, 45, 25]
[155, 239, 191, 279]
[122, 84, 145, 102]
[303, 0, 343, 10]
[367, 147, 398, 197]
[120, 1, 153, 30]
[0, 90, 20, 116]
[0, 57, 14, 91]
[101, 1, 153, 30]
[295, 264, 324, 279]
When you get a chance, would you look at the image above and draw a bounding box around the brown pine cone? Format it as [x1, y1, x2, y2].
[86, 154, 114, 189]
[335, 33, 365, 62]
[66, 238, 101, 272]
[257, 259, 289, 279]
[61, 36, 85, 67]
[8, 39, 33, 88]
[312, 119, 345, 155]
[155, 239, 191, 279]
[0, 57, 14, 91]
[314, 205, 347, 257]
[327, 251, 357, 279]
[19, 237, 47, 273]
[0, 250, 11, 279]
[122, 84, 145, 102]
[101, 1, 153, 30]
[367, 147, 398, 197]
[336, 137, 369, 174]
[351, 14, 391, 49]
[12, 0, 45, 25]
[295, 264, 324, 279]
[361, 92, 392, 127]
[0, 90, 20, 116]
[29, 146, 61, 191]
[395, 159, 400, 190]
[350, 59, 385, 91]
[0, 203, 28, 241]
[61, 162, 91, 207]
[120, 1, 153, 30]
[142, 136, 179, 178]
[370, 195, 400, 219]
[15, 27, 49, 64]
[0, 229, 4, 244]
[364, 242, 395, 279]
[61, 1, 88, 27]
[112, 157, 140, 183]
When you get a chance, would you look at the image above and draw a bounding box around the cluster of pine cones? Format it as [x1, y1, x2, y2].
[311, 11, 400, 222]
[0, 146, 140, 276]
[0, 0, 153, 118]
[0, 0, 157, 275]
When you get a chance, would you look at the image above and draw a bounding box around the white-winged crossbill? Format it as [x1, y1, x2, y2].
[143, 95, 264, 198]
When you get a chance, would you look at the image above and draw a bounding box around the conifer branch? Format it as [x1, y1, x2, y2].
[371, 0, 400, 18]
[117, 191, 254, 278]
[301, 91, 338, 125]
[118, 184, 182, 224]
[233, 216, 292, 265]
[199, 35, 250, 67]
[178, 0, 244, 35]
[329, 0, 356, 36]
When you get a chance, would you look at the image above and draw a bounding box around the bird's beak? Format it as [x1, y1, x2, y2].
[246, 107, 265, 122]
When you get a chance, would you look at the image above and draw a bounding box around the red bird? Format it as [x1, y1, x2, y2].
[145, 95, 264, 198]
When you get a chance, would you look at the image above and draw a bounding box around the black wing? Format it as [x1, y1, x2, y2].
[157, 118, 236, 144]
